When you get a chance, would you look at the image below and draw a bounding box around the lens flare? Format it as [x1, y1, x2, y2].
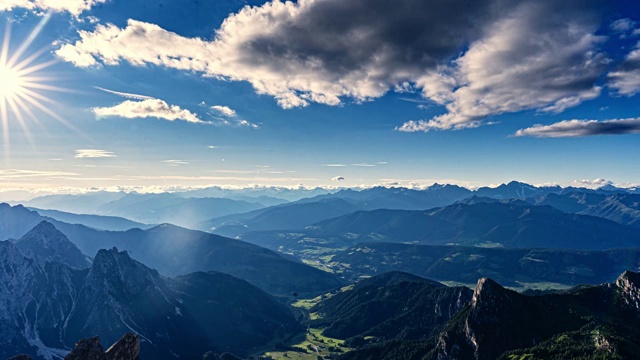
[0, 15, 76, 163]
[0, 64, 24, 98]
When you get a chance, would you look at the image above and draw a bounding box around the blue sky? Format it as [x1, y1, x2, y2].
[1, 0, 640, 196]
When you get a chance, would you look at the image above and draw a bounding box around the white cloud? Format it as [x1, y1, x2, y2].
[0, 0, 106, 16]
[56, 0, 607, 129]
[92, 98, 204, 123]
[0, 169, 80, 179]
[332, 176, 345, 181]
[211, 105, 237, 117]
[208, 105, 258, 128]
[95, 86, 154, 100]
[74, 149, 116, 158]
[609, 43, 640, 96]
[351, 163, 375, 167]
[322, 164, 347, 167]
[237, 119, 259, 129]
[163, 160, 189, 166]
[514, 118, 640, 138]
[610, 18, 637, 34]
[571, 178, 613, 189]
[207, 145, 218, 149]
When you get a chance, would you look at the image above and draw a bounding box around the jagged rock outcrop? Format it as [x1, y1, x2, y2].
[432, 277, 572, 360]
[615, 270, 640, 310]
[105, 333, 140, 360]
[62, 333, 139, 360]
[63, 337, 106, 360]
[8, 355, 33, 360]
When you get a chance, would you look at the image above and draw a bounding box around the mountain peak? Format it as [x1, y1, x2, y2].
[90, 247, 166, 299]
[471, 277, 511, 311]
[92, 247, 135, 270]
[16, 221, 90, 268]
[25, 220, 58, 234]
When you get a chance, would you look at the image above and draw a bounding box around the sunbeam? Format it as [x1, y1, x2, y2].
[0, 15, 77, 164]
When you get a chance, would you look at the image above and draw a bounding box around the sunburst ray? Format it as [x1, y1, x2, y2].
[0, 14, 82, 165]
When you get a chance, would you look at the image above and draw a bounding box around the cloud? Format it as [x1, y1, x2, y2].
[207, 145, 218, 149]
[571, 178, 613, 189]
[610, 18, 637, 35]
[332, 176, 344, 181]
[237, 119, 259, 129]
[514, 118, 640, 138]
[74, 149, 116, 158]
[0, 169, 80, 179]
[351, 163, 376, 167]
[398, 2, 606, 131]
[208, 105, 258, 128]
[56, 0, 607, 129]
[211, 105, 237, 117]
[163, 160, 189, 166]
[92, 98, 204, 123]
[608, 42, 640, 96]
[0, 0, 106, 16]
[322, 164, 347, 167]
[95, 86, 154, 100]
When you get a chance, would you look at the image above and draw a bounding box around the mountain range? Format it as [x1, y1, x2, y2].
[19, 193, 268, 227]
[331, 242, 640, 288]
[4, 181, 640, 359]
[0, 235, 302, 359]
[338, 271, 640, 360]
[0, 204, 343, 296]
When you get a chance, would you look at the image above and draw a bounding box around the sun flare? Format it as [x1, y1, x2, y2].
[0, 64, 25, 99]
[0, 16, 74, 162]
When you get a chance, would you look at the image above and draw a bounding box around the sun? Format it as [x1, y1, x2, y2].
[0, 16, 75, 162]
[0, 63, 25, 100]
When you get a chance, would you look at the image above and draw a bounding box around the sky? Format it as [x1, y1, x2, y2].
[1, 0, 640, 197]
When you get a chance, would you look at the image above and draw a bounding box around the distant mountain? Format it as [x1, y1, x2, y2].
[21, 192, 126, 214]
[94, 193, 265, 226]
[332, 242, 640, 287]
[14, 221, 90, 269]
[197, 198, 362, 237]
[311, 272, 472, 342]
[0, 243, 302, 359]
[28, 208, 150, 231]
[475, 181, 562, 199]
[0, 205, 342, 296]
[341, 271, 640, 360]
[21, 193, 266, 228]
[307, 184, 473, 210]
[336, 202, 640, 249]
[180, 185, 333, 202]
[241, 201, 640, 259]
[580, 194, 640, 227]
[524, 192, 640, 228]
[460, 192, 640, 229]
[195, 184, 473, 237]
